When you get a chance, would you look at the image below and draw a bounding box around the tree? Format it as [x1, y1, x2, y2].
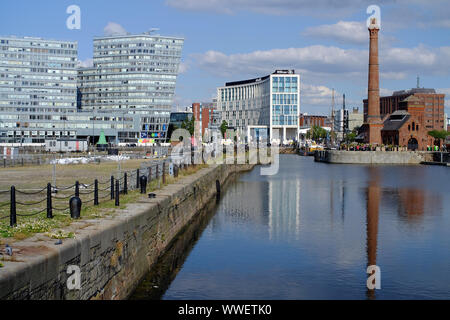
[181, 117, 195, 136]
[428, 130, 448, 146]
[220, 120, 228, 138]
[345, 127, 359, 143]
[307, 125, 328, 142]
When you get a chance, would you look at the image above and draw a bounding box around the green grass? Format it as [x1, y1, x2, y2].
[0, 163, 210, 242]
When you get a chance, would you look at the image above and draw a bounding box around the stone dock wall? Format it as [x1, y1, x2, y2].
[0, 163, 254, 300]
[314, 150, 433, 164]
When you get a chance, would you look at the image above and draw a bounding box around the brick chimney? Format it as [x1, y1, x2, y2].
[366, 17, 383, 145]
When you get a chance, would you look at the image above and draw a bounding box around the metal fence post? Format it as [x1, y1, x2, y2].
[124, 172, 128, 194]
[9, 186, 17, 227]
[162, 162, 166, 185]
[111, 176, 114, 199]
[115, 180, 120, 206]
[136, 169, 140, 189]
[75, 181, 80, 197]
[47, 183, 53, 219]
[94, 179, 99, 205]
[10, 186, 16, 227]
[148, 166, 152, 182]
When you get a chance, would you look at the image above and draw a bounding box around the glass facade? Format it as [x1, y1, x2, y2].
[271, 76, 299, 126]
[0, 33, 184, 144]
[78, 33, 184, 141]
[216, 71, 300, 142]
[0, 36, 78, 143]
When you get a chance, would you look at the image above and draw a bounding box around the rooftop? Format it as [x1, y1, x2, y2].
[393, 88, 436, 96]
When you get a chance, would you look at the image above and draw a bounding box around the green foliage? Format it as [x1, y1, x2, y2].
[428, 130, 449, 145]
[428, 130, 448, 140]
[306, 125, 328, 141]
[181, 117, 195, 136]
[220, 120, 228, 138]
[346, 132, 357, 142]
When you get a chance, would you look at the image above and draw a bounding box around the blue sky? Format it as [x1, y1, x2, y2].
[1, 0, 449, 115]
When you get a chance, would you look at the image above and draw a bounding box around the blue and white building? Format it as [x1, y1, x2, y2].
[216, 70, 300, 144]
[0, 32, 184, 145]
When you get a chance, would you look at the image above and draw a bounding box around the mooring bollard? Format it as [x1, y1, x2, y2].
[69, 196, 82, 219]
[10, 186, 16, 227]
[47, 183, 53, 219]
[94, 179, 99, 205]
[140, 175, 147, 194]
[111, 176, 114, 199]
[115, 180, 120, 206]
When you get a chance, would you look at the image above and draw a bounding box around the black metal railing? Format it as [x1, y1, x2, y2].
[0, 158, 192, 227]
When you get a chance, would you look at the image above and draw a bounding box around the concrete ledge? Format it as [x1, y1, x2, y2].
[314, 150, 432, 164]
[0, 163, 254, 300]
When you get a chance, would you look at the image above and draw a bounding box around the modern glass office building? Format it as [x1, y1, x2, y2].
[78, 32, 184, 142]
[216, 70, 300, 143]
[0, 32, 184, 145]
[0, 36, 78, 143]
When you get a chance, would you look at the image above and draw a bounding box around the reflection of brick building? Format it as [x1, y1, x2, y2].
[361, 88, 446, 150]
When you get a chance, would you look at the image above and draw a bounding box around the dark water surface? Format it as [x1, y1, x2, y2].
[131, 154, 450, 300]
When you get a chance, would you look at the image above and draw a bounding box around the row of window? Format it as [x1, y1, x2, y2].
[272, 105, 298, 115]
[272, 115, 298, 126]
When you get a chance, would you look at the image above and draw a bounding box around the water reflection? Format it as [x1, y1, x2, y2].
[268, 178, 301, 241]
[365, 167, 380, 300]
[132, 155, 450, 299]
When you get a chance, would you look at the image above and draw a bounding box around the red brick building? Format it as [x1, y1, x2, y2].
[192, 102, 216, 136]
[363, 88, 446, 132]
[299, 114, 328, 127]
[361, 88, 446, 150]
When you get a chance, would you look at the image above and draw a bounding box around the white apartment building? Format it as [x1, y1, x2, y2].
[216, 70, 300, 144]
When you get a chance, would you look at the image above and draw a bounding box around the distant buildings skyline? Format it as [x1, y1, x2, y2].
[0, 32, 184, 144]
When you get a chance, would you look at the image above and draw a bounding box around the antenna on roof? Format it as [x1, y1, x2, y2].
[147, 28, 160, 35]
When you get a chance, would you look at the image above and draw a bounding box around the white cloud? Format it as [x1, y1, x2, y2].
[103, 22, 127, 36]
[380, 88, 394, 96]
[192, 45, 450, 82]
[178, 61, 189, 74]
[167, 0, 450, 30]
[193, 46, 366, 80]
[77, 58, 93, 68]
[302, 21, 396, 46]
[172, 95, 192, 108]
[303, 21, 367, 45]
[301, 83, 335, 106]
[165, 0, 380, 16]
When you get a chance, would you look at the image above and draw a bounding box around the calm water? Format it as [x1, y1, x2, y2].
[131, 154, 450, 300]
